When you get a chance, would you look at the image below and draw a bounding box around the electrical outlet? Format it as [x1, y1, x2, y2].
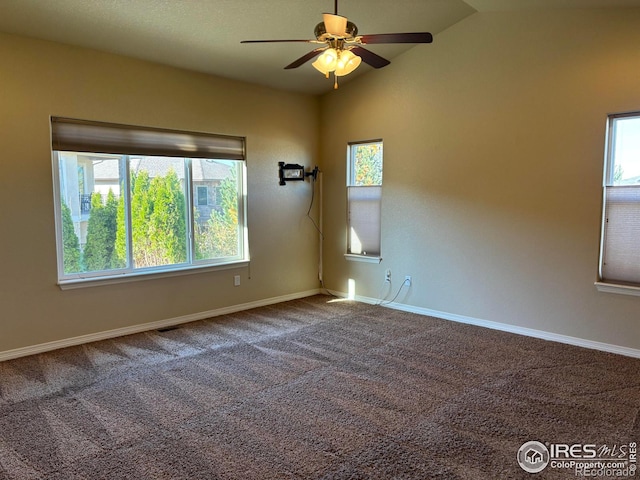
[234, 275, 241, 286]
[404, 275, 412, 286]
[385, 269, 391, 283]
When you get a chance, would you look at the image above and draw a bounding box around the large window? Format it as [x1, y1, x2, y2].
[599, 112, 640, 291]
[52, 118, 248, 286]
[346, 140, 383, 260]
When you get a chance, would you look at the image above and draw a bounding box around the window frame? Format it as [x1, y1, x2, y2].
[51, 118, 249, 289]
[345, 139, 383, 263]
[596, 111, 640, 296]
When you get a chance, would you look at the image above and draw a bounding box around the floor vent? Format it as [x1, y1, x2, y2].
[157, 326, 180, 333]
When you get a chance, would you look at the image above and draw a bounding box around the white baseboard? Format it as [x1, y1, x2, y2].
[4, 288, 639, 362]
[0, 289, 322, 362]
[339, 291, 640, 359]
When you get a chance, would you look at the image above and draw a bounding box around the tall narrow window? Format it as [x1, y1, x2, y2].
[599, 112, 640, 289]
[52, 117, 248, 286]
[347, 140, 383, 259]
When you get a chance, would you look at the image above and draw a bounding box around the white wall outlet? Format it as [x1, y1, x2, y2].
[405, 275, 412, 286]
[234, 275, 241, 286]
[385, 269, 391, 283]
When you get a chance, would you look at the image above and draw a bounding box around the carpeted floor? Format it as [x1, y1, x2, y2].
[0, 295, 638, 479]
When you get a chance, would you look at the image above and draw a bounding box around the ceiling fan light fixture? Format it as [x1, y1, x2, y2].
[241, 0, 433, 91]
[312, 48, 339, 75]
[322, 13, 348, 36]
[335, 50, 361, 76]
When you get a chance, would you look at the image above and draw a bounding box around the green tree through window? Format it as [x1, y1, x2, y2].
[195, 170, 239, 259]
[115, 169, 187, 268]
[83, 190, 118, 271]
[61, 202, 81, 274]
[353, 143, 383, 186]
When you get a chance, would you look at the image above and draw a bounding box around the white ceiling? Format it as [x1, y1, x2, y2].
[1, 0, 640, 95]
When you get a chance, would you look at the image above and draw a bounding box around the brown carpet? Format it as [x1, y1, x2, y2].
[0, 295, 638, 479]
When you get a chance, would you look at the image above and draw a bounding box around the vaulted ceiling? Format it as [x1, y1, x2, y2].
[1, 0, 640, 95]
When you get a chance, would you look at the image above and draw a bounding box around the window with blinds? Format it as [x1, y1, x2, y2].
[600, 113, 640, 288]
[347, 140, 383, 259]
[51, 117, 248, 286]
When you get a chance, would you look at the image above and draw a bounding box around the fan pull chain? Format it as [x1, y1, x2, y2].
[334, 74, 338, 89]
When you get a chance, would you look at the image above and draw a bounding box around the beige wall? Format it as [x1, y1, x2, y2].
[0, 33, 320, 353]
[321, 8, 640, 350]
[3, 6, 640, 357]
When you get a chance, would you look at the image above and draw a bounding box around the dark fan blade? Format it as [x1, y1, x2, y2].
[359, 32, 433, 44]
[241, 39, 314, 44]
[350, 46, 390, 69]
[284, 47, 327, 69]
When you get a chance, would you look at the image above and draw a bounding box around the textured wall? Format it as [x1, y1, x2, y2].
[0, 33, 320, 353]
[320, 8, 640, 350]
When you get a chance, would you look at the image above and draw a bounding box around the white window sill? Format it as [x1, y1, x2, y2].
[595, 281, 640, 297]
[344, 254, 382, 264]
[59, 260, 249, 290]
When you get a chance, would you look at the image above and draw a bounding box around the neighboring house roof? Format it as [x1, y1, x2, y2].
[91, 156, 233, 182]
[192, 158, 234, 181]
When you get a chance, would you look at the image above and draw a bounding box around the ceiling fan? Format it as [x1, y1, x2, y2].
[241, 0, 433, 89]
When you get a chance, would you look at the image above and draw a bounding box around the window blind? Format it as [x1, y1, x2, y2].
[601, 186, 640, 284]
[347, 186, 381, 256]
[51, 117, 245, 160]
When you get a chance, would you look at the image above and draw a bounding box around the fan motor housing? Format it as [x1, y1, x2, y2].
[314, 21, 358, 40]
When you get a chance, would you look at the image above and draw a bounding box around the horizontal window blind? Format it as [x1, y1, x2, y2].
[347, 186, 381, 256]
[601, 186, 640, 284]
[51, 117, 245, 160]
